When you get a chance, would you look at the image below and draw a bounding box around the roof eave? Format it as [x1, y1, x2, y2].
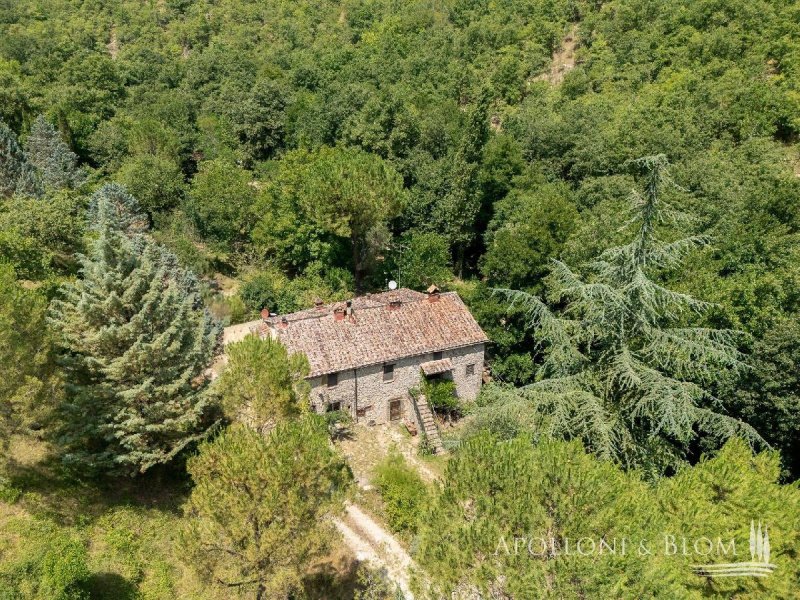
[305, 337, 489, 378]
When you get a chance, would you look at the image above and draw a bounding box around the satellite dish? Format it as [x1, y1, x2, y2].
[388, 280, 398, 290]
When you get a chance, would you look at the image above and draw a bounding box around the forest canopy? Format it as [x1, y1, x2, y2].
[0, 0, 799, 596]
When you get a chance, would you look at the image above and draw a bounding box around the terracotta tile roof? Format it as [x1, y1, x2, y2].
[258, 289, 489, 377]
[420, 358, 453, 376]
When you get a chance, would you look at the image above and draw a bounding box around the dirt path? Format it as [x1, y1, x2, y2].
[532, 24, 578, 85]
[333, 424, 447, 597]
[335, 503, 416, 598]
[338, 423, 443, 486]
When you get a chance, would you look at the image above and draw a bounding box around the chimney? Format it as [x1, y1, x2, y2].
[388, 300, 402, 311]
[334, 307, 346, 321]
[314, 298, 324, 311]
[278, 316, 289, 329]
[426, 284, 441, 302]
[260, 308, 271, 321]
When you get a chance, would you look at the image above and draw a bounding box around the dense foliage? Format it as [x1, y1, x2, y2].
[373, 451, 429, 534]
[0, 264, 57, 447]
[5, 0, 793, 474]
[415, 434, 800, 599]
[0, 0, 799, 596]
[477, 156, 761, 473]
[48, 185, 220, 476]
[181, 419, 352, 599]
[216, 335, 310, 431]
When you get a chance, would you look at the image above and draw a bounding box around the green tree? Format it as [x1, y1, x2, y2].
[216, 335, 310, 431]
[0, 229, 51, 280]
[181, 418, 352, 599]
[48, 187, 220, 476]
[23, 115, 84, 190]
[432, 91, 490, 276]
[0, 190, 85, 276]
[394, 230, 452, 291]
[85, 183, 148, 235]
[481, 183, 578, 289]
[253, 146, 406, 291]
[206, 78, 287, 165]
[0, 120, 41, 198]
[415, 433, 800, 599]
[0, 264, 57, 449]
[185, 159, 256, 251]
[733, 315, 800, 479]
[114, 154, 186, 216]
[485, 156, 760, 472]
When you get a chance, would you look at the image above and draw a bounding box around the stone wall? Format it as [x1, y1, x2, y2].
[308, 342, 485, 425]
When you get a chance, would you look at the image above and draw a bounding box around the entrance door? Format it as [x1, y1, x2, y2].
[389, 398, 402, 421]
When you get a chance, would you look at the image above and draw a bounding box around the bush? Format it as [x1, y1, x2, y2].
[372, 451, 428, 534]
[423, 379, 458, 416]
[239, 263, 353, 316]
[239, 269, 284, 313]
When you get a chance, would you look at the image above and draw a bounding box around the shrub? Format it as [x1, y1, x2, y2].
[239, 269, 284, 313]
[372, 450, 428, 533]
[423, 379, 458, 416]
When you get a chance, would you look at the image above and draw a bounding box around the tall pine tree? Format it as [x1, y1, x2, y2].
[49, 184, 220, 476]
[181, 419, 352, 599]
[24, 115, 84, 190]
[482, 156, 761, 473]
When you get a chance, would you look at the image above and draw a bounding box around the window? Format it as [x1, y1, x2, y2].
[383, 363, 395, 382]
[466, 363, 475, 376]
[356, 406, 370, 419]
[433, 351, 443, 360]
[326, 372, 338, 388]
[327, 401, 341, 412]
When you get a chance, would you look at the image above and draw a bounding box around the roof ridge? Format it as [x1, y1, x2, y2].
[268, 287, 447, 321]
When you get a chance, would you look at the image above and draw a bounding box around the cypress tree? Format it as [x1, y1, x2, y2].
[49, 185, 220, 476]
[0, 120, 41, 198]
[24, 115, 84, 190]
[434, 89, 490, 277]
[484, 155, 762, 472]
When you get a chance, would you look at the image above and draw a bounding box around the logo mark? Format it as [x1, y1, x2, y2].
[693, 521, 775, 578]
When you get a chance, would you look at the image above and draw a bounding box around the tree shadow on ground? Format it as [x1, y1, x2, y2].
[3, 433, 191, 524]
[84, 572, 139, 600]
[303, 555, 361, 599]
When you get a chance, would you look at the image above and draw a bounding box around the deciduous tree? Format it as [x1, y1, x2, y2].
[253, 146, 406, 290]
[0, 264, 57, 450]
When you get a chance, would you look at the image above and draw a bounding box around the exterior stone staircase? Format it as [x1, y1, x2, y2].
[412, 393, 445, 454]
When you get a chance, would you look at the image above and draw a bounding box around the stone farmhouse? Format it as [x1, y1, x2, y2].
[223, 286, 489, 442]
